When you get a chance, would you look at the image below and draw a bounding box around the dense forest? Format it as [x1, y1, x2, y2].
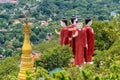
[0, 0, 120, 80]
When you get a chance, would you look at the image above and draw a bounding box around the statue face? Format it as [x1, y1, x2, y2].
[73, 19, 77, 25]
[60, 21, 66, 27]
[76, 22, 83, 29]
[88, 20, 92, 26]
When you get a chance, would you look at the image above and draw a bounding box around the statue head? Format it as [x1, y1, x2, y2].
[76, 18, 83, 29]
[85, 17, 92, 26]
[71, 15, 76, 24]
[60, 17, 67, 27]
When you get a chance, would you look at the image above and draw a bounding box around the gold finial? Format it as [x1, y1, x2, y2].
[24, 4, 30, 33]
[25, 4, 29, 24]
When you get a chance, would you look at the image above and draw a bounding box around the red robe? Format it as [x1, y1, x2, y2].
[68, 24, 77, 55]
[74, 29, 87, 66]
[60, 27, 68, 45]
[84, 25, 94, 62]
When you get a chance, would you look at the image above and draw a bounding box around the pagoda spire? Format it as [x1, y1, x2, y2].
[18, 4, 34, 80]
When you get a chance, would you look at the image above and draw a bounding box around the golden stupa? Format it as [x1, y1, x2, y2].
[18, 4, 34, 80]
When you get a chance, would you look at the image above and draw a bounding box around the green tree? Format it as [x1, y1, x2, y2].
[12, 40, 22, 48]
[0, 55, 20, 80]
[30, 33, 38, 44]
[0, 34, 4, 44]
[35, 45, 73, 71]
[0, 47, 4, 55]
[4, 49, 13, 57]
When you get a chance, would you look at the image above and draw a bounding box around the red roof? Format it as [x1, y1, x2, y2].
[32, 52, 40, 59]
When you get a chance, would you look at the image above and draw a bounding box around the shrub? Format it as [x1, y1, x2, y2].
[35, 45, 73, 71]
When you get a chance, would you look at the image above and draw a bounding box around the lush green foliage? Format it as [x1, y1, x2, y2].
[33, 38, 59, 53]
[92, 20, 118, 50]
[0, 22, 56, 57]
[35, 45, 73, 71]
[15, 0, 120, 20]
[0, 55, 20, 80]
